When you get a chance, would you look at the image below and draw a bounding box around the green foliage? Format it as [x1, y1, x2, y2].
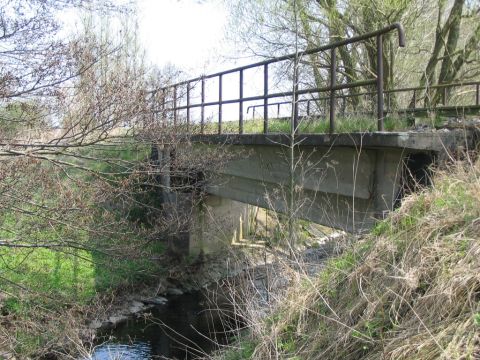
[76, 140, 150, 180]
[13, 332, 45, 357]
[474, 313, 480, 327]
[0, 102, 45, 137]
[0, 248, 95, 301]
[93, 242, 166, 292]
[373, 195, 428, 236]
[2, 298, 21, 315]
[278, 324, 298, 353]
[223, 338, 257, 360]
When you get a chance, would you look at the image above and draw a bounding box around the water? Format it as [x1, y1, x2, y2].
[90, 291, 232, 360]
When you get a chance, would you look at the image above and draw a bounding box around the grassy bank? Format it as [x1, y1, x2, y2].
[220, 160, 480, 359]
[0, 140, 166, 357]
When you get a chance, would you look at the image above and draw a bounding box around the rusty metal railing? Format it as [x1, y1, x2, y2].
[152, 23, 406, 134]
[245, 81, 480, 119]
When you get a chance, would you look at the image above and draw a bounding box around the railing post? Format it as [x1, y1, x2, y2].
[277, 103, 280, 118]
[307, 99, 310, 116]
[186, 82, 190, 132]
[443, 87, 447, 106]
[161, 88, 166, 127]
[412, 90, 416, 110]
[219, 75, 223, 134]
[263, 64, 269, 134]
[329, 48, 336, 134]
[173, 85, 177, 127]
[201, 77, 205, 134]
[476, 83, 479, 106]
[376, 34, 384, 131]
[239, 69, 244, 134]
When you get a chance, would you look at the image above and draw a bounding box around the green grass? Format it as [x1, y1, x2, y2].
[0, 248, 96, 302]
[193, 115, 413, 134]
[0, 220, 166, 309]
[0, 140, 166, 358]
[71, 139, 151, 179]
[221, 338, 257, 360]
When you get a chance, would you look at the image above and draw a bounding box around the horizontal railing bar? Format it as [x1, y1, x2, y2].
[158, 79, 376, 113]
[157, 80, 480, 114]
[385, 81, 480, 94]
[244, 81, 480, 114]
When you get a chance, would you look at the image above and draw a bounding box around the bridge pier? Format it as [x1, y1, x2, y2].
[189, 195, 250, 257]
[165, 193, 250, 257]
[152, 144, 252, 257]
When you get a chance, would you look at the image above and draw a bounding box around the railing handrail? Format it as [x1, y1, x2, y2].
[153, 23, 405, 92]
[245, 81, 480, 116]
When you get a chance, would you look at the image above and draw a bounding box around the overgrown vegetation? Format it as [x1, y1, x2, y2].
[219, 159, 480, 359]
[0, 142, 169, 357]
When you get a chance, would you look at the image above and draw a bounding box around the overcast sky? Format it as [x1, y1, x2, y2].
[137, 0, 231, 74]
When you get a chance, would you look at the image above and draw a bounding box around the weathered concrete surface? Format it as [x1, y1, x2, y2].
[192, 129, 477, 233]
[190, 195, 251, 257]
[191, 129, 476, 151]
[169, 194, 251, 257]
[204, 145, 405, 232]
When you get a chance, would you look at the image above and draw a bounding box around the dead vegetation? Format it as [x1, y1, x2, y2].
[218, 159, 480, 360]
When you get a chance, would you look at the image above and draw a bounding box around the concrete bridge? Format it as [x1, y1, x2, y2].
[157, 129, 477, 256]
[149, 23, 480, 256]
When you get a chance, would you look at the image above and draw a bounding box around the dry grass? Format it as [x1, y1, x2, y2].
[219, 160, 480, 360]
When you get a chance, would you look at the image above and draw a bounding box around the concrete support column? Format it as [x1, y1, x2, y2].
[158, 145, 171, 194]
[188, 195, 250, 257]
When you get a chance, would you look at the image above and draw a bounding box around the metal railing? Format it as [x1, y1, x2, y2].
[153, 23, 406, 134]
[245, 81, 480, 119]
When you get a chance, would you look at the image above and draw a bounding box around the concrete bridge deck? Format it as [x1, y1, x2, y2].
[191, 129, 473, 151]
[186, 128, 478, 235]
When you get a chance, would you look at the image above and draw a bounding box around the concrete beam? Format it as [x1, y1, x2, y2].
[189, 129, 479, 232]
[191, 128, 476, 153]
[205, 145, 406, 233]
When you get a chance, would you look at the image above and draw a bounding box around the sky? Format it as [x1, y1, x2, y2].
[60, 0, 290, 121]
[135, 0, 280, 121]
[137, 0, 231, 74]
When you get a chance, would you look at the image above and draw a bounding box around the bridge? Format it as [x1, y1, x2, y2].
[148, 23, 480, 256]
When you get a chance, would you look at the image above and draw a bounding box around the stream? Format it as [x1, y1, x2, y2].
[90, 291, 233, 360]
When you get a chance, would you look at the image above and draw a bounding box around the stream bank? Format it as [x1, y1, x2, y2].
[86, 231, 346, 359]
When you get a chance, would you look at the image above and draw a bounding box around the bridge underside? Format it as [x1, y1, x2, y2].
[205, 145, 404, 232]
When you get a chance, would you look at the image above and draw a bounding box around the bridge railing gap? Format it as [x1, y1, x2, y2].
[150, 23, 479, 135]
